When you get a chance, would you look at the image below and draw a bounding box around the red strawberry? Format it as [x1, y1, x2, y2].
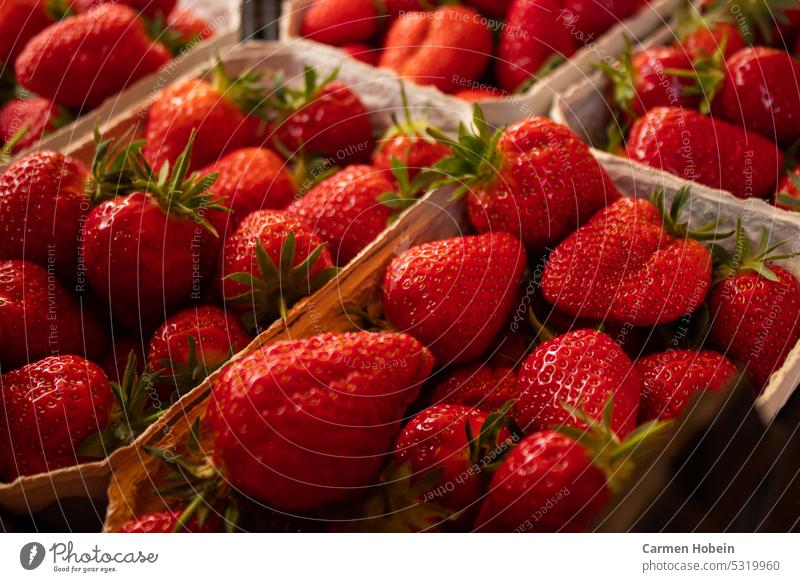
[636, 349, 738, 422]
[775, 168, 800, 210]
[428, 365, 520, 411]
[394, 403, 512, 515]
[0, 355, 113, 480]
[148, 306, 251, 396]
[497, 0, 576, 93]
[286, 164, 401, 266]
[454, 87, 507, 101]
[271, 68, 374, 165]
[205, 332, 435, 511]
[541, 188, 715, 326]
[0, 97, 69, 153]
[301, 0, 379, 46]
[0, 0, 56, 67]
[431, 109, 620, 249]
[383, 232, 527, 365]
[118, 509, 219, 533]
[0, 260, 107, 370]
[562, 0, 643, 41]
[516, 329, 641, 436]
[167, 8, 213, 43]
[465, 0, 513, 18]
[627, 106, 783, 199]
[144, 62, 266, 172]
[15, 4, 171, 109]
[385, 0, 438, 17]
[475, 431, 609, 532]
[74, 0, 177, 19]
[708, 221, 800, 388]
[340, 43, 380, 66]
[379, 7, 493, 94]
[219, 210, 337, 331]
[682, 22, 746, 59]
[201, 147, 296, 229]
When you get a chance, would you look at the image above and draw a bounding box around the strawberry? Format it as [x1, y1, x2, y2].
[496, 0, 576, 93]
[201, 147, 296, 229]
[15, 4, 171, 109]
[562, 0, 644, 41]
[74, 1, 177, 19]
[775, 168, 800, 210]
[144, 62, 267, 172]
[682, 22, 746, 59]
[0, 0, 59, 67]
[430, 108, 620, 249]
[636, 349, 738, 422]
[0, 355, 113, 480]
[301, 0, 379, 46]
[219, 210, 337, 331]
[0, 260, 107, 370]
[379, 6, 493, 94]
[166, 8, 213, 43]
[0, 97, 69, 153]
[626, 106, 783, 199]
[708, 220, 800, 388]
[428, 364, 520, 412]
[118, 509, 220, 533]
[287, 164, 409, 266]
[148, 306, 251, 397]
[541, 188, 717, 326]
[385, 0, 437, 17]
[394, 403, 514, 516]
[82, 133, 225, 331]
[454, 87, 507, 101]
[204, 332, 435, 512]
[465, 0, 513, 18]
[340, 43, 380, 65]
[270, 68, 374, 165]
[382, 232, 527, 365]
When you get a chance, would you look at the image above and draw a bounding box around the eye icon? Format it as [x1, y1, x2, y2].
[20, 542, 46, 570]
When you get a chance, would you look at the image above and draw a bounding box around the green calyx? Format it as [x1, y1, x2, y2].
[711, 215, 800, 284]
[662, 36, 727, 116]
[382, 82, 444, 143]
[143, 13, 200, 58]
[465, 400, 522, 472]
[78, 352, 165, 458]
[156, 336, 235, 400]
[596, 37, 638, 121]
[517, 54, 566, 94]
[706, 0, 796, 45]
[266, 65, 339, 121]
[527, 307, 557, 347]
[652, 186, 734, 242]
[777, 172, 800, 207]
[87, 125, 147, 204]
[555, 397, 673, 494]
[271, 137, 339, 197]
[426, 105, 504, 199]
[127, 129, 226, 235]
[43, 0, 74, 21]
[377, 157, 432, 221]
[224, 233, 339, 331]
[212, 59, 269, 119]
[0, 125, 29, 164]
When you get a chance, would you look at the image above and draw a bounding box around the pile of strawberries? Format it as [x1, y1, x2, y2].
[117, 108, 800, 533]
[599, 0, 800, 207]
[299, 0, 648, 98]
[0, 0, 214, 156]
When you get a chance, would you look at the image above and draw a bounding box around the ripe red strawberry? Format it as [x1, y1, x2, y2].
[166, 8, 213, 43]
[301, 0, 379, 46]
[636, 349, 738, 422]
[0, 355, 113, 481]
[431, 109, 620, 249]
[201, 147, 296, 229]
[74, 0, 177, 19]
[542, 188, 716, 326]
[516, 329, 641, 436]
[118, 509, 219, 533]
[0, 0, 56, 67]
[144, 63, 266, 172]
[682, 22, 746, 59]
[394, 404, 512, 515]
[340, 43, 379, 66]
[627, 106, 783, 199]
[287, 164, 404, 266]
[475, 431, 609, 532]
[219, 210, 337, 331]
[496, 0, 576, 93]
[205, 332, 435, 511]
[0, 260, 107, 370]
[454, 87, 507, 101]
[0, 97, 69, 153]
[466, 0, 513, 17]
[428, 365, 520, 412]
[708, 222, 800, 388]
[15, 4, 171, 109]
[148, 306, 251, 396]
[379, 6, 493, 94]
[562, 0, 643, 41]
[384, 0, 440, 17]
[270, 68, 374, 165]
[383, 232, 527, 365]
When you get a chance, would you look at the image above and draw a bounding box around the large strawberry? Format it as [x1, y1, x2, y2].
[74, 0, 177, 19]
[626, 106, 783, 199]
[144, 61, 265, 172]
[166, 8, 213, 44]
[428, 364, 520, 412]
[430, 108, 620, 249]
[301, 0, 379, 46]
[636, 349, 738, 421]
[379, 6, 493, 94]
[203, 332, 435, 512]
[383, 232, 527, 365]
[269, 67, 374, 165]
[562, 0, 643, 41]
[201, 147, 296, 229]
[219, 210, 337, 331]
[541, 188, 717, 326]
[0, 260, 107, 370]
[0, 97, 69, 153]
[0, 0, 62, 67]
[15, 4, 171, 109]
[496, 0, 576, 93]
[708, 220, 800, 388]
